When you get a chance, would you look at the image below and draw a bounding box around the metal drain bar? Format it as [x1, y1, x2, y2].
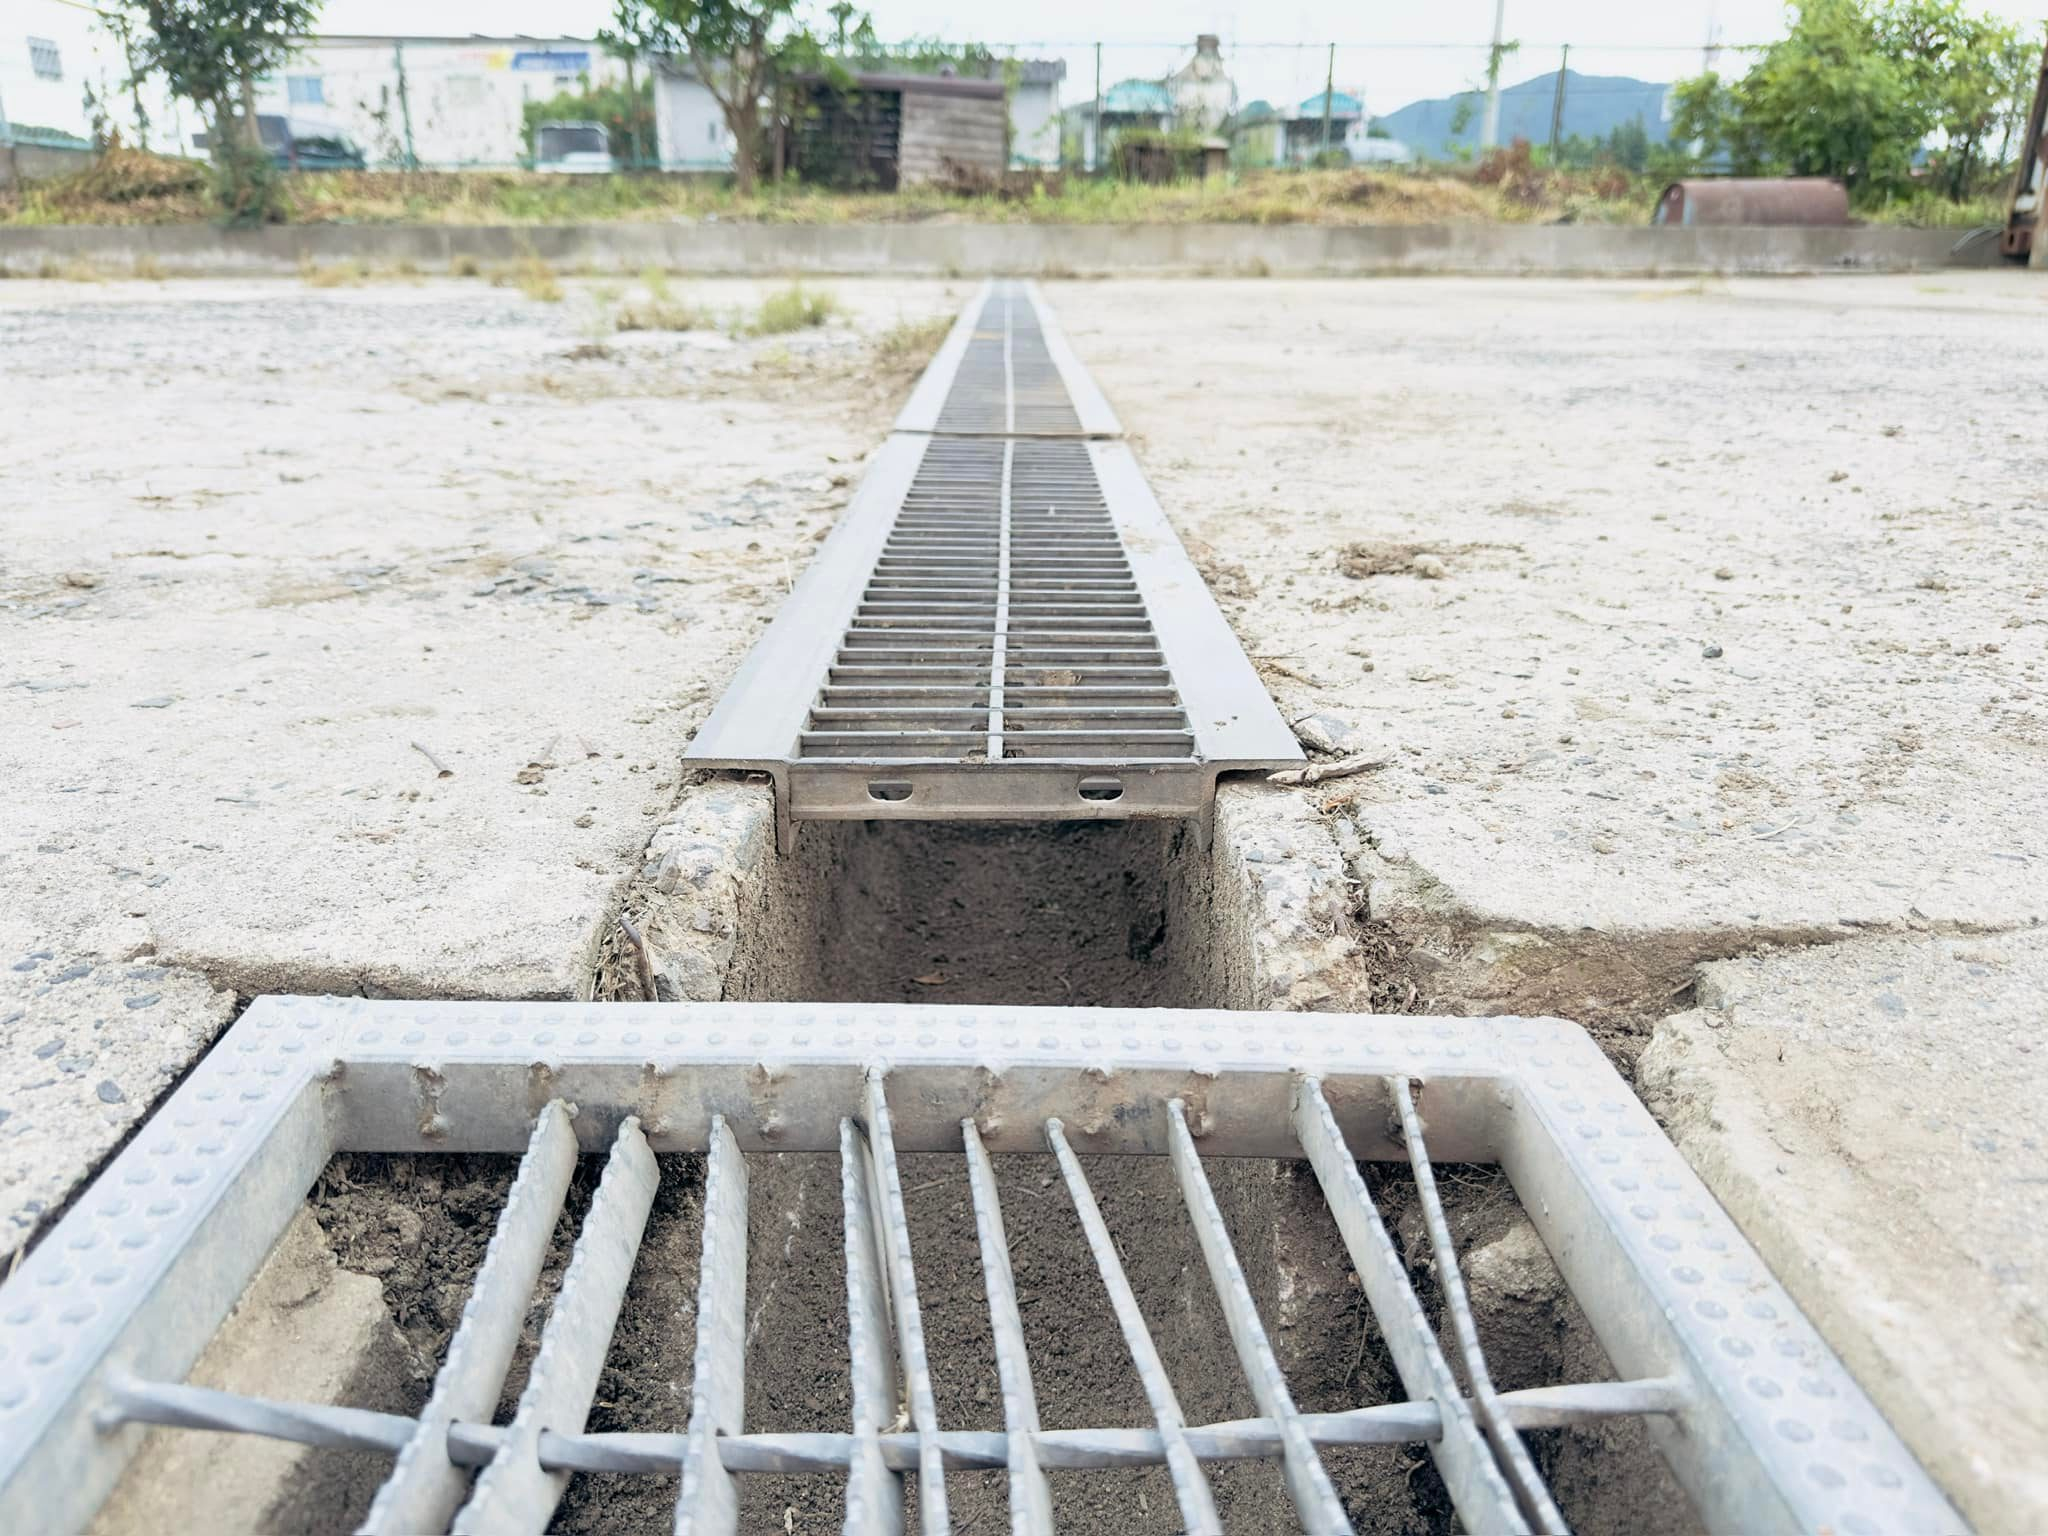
[0, 999, 1962, 1535]
[687, 282, 1301, 848]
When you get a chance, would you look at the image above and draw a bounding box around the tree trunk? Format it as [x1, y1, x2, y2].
[731, 101, 759, 196]
[239, 72, 262, 151]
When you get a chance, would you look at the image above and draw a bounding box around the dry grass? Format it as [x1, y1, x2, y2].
[300, 257, 367, 288]
[2, 148, 2009, 232]
[487, 253, 562, 302]
[36, 258, 108, 282]
[873, 314, 954, 368]
[615, 299, 710, 332]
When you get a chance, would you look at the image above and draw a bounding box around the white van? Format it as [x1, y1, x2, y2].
[533, 120, 616, 174]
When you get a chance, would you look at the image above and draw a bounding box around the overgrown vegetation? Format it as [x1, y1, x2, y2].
[0, 157, 1665, 228]
[1668, 0, 2038, 202]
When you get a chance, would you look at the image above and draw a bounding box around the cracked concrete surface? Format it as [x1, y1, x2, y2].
[1052, 272, 2048, 967]
[0, 275, 961, 1255]
[1048, 273, 2048, 1527]
[1641, 932, 2048, 1533]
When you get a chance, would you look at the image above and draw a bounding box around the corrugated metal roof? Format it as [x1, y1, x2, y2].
[1297, 89, 1363, 118]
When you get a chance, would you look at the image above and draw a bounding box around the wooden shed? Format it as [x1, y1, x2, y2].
[790, 72, 1007, 191]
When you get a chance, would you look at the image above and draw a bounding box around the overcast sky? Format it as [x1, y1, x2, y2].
[20, 0, 2048, 125]
[297, 0, 2047, 114]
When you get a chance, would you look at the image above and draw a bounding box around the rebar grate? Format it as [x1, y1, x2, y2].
[0, 999, 1962, 1536]
[687, 281, 1300, 846]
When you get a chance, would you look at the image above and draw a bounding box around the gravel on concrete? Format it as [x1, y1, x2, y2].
[1639, 931, 2048, 1534]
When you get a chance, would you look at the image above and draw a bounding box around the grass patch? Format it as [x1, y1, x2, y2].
[748, 282, 837, 335]
[301, 257, 367, 287]
[612, 268, 712, 330]
[449, 253, 481, 277]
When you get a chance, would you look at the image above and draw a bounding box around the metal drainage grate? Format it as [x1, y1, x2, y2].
[895, 282, 1121, 440]
[0, 999, 1961, 1536]
[688, 282, 1300, 847]
[802, 437, 1191, 767]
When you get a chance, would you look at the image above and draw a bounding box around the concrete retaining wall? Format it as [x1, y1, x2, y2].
[0, 219, 1998, 276]
[0, 140, 97, 187]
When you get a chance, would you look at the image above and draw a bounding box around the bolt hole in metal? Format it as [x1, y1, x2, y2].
[868, 781, 915, 803]
[1075, 776, 1123, 802]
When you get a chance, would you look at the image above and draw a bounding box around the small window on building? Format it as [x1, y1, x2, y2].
[28, 36, 62, 81]
[287, 76, 325, 106]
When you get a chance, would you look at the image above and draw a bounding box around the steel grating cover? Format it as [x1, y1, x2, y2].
[894, 281, 1121, 439]
[0, 998, 1964, 1536]
[687, 281, 1302, 845]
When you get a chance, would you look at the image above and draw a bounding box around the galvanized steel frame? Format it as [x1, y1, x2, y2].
[684, 281, 1302, 849]
[0, 997, 1962, 1535]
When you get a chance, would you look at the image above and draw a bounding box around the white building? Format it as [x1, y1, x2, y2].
[1, 16, 628, 169]
[2, 0, 193, 154]
[652, 58, 737, 172]
[251, 38, 629, 169]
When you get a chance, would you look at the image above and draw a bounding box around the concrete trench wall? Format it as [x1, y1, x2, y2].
[0, 219, 1999, 278]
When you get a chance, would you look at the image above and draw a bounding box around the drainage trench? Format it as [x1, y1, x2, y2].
[57, 282, 1892, 1536]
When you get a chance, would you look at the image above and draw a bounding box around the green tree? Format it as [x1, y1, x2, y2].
[129, 0, 319, 222]
[1874, 0, 2032, 198]
[603, 0, 862, 195]
[1668, 0, 2031, 201]
[1742, 0, 1924, 190]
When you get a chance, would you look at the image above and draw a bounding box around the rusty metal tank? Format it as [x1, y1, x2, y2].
[1654, 178, 1851, 227]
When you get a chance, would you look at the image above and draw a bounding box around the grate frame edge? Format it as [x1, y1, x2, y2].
[0, 997, 1966, 1536]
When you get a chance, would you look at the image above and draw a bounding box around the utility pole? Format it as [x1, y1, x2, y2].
[1319, 43, 1335, 159]
[394, 41, 418, 170]
[1091, 41, 1101, 173]
[623, 52, 643, 168]
[1547, 44, 1569, 162]
[1481, 0, 1507, 150]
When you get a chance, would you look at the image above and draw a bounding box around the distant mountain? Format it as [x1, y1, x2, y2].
[1373, 69, 1671, 160]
